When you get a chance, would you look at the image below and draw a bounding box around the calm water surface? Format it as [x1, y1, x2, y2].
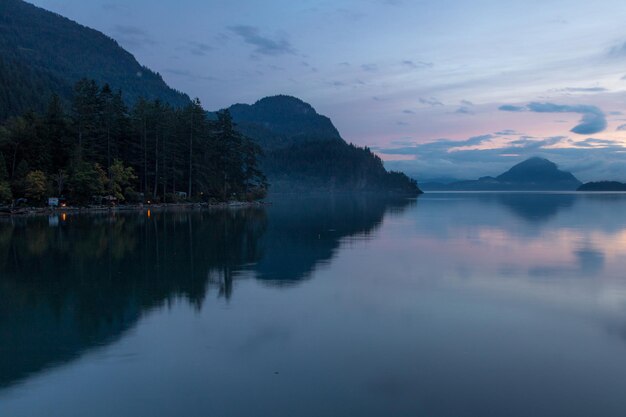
[3, 193, 626, 417]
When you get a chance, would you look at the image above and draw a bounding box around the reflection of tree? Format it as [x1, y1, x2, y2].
[0, 208, 267, 389]
[0, 196, 414, 390]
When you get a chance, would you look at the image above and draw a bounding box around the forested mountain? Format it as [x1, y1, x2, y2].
[226, 96, 421, 194]
[228, 96, 342, 150]
[0, 0, 189, 120]
[420, 157, 582, 191]
[496, 157, 579, 185]
[0, 1, 420, 199]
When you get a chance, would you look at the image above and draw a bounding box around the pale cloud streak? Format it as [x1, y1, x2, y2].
[499, 103, 607, 135]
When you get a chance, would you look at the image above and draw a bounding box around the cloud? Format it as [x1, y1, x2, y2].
[609, 41, 626, 58]
[379, 130, 626, 183]
[527, 103, 607, 134]
[495, 129, 521, 136]
[617, 124, 626, 131]
[228, 25, 295, 55]
[558, 87, 607, 93]
[401, 60, 433, 69]
[164, 68, 215, 82]
[187, 41, 214, 56]
[509, 136, 566, 150]
[419, 97, 443, 107]
[301, 61, 319, 72]
[113, 25, 157, 48]
[381, 134, 494, 156]
[334, 8, 367, 21]
[402, 109, 415, 114]
[499, 102, 607, 135]
[499, 104, 525, 112]
[572, 138, 623, 148]
[455, 106, 474, 115]
[361, 63, 378, 72]
[102, 3, 131, 13]
[114, 25, 145, 36]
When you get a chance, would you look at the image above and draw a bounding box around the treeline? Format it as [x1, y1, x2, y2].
[0, 79, 267, 206]
[263, 140, 421, 194]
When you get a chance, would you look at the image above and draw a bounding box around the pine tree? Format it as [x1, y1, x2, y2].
[43, 94, 72, 173]
[0, 153, 8, 181]
[72, 79, 102, 161]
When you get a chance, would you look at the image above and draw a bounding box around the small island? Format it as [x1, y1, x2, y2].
[577, 181, 626, 192]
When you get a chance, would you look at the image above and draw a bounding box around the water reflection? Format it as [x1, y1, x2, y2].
[492, 192, 576, 222]
[255, 196, 413, 283]
[0, 196, 413, 389]
[408, 193, 626, 301]
[7, 193, 626, 417]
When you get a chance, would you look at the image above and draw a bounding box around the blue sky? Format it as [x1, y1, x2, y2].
[29, 0, 626, 181]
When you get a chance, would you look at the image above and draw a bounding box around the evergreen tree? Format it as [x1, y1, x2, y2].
[68, 161, 107, 204]
[0, 79, 268, 205]
[185, 98, 205, 198]
[0, 153, 11, 204]
[72, 79, 102, 161]
[0, 152, 8, 181]
[42, 94, 72, 173]
[12, 159, 30, 198]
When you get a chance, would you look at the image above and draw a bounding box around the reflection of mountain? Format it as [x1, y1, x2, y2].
[256, 196, 414, 283]
[0, 196, 412, 389]
[425, 193, 577, 225]
[491, 193, 576, 223]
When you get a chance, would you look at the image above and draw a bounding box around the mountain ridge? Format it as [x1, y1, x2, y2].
[420, 157, 582, 191]
[226, 95, 343, 150]
[221, 95, 421, 194]
[0, 0, 190, 119]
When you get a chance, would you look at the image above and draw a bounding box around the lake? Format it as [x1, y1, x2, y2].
[3, 192, 626, 417]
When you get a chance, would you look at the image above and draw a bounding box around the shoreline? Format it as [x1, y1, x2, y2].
[0, 200, 269, 218]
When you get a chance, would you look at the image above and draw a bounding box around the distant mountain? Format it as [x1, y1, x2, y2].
[0, 0, 190, 119]
[225, 95, 422, 195]
[496, 157, 579, 184]
[578, 181, 626, 192]
[420, 157, 582, 191]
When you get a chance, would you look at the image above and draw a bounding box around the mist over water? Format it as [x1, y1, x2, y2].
[3, 193, 626, 417]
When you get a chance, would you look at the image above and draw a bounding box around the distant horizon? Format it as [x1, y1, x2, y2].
[27, 0, 626, 182]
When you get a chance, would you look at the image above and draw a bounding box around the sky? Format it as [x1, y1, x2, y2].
[28, 0, 626, 182]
